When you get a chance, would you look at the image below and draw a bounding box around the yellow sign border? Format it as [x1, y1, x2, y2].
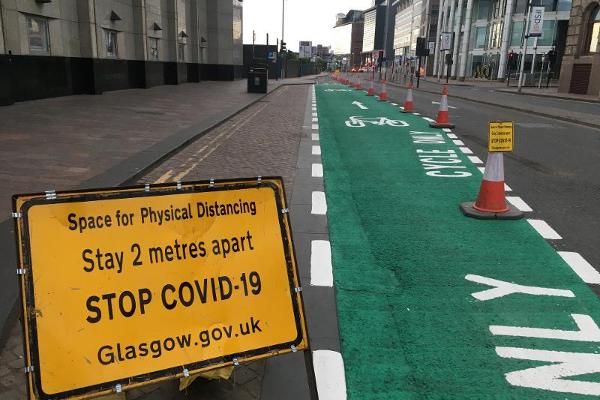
[13, 177, 308, 400]
[488, 121, 514, 152]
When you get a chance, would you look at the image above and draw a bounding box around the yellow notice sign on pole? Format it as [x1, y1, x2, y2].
[13, 178, 307, 399]
[488, 121, 514, 152]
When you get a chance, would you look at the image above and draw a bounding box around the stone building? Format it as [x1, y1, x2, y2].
[558, 0, 600, 95]
[332, 10, 364, 67]
[0, 0, 244, 105]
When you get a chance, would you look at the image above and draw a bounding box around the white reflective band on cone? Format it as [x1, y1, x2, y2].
[440, 95, 448, 111]
[407, 88, 413, 102]
[483, 152, 505, 182]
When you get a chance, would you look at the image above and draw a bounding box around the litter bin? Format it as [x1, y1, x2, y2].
[248, 67, 268, 93]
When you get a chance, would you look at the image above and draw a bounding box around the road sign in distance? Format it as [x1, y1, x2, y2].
[13, 178, 307, 399]
[488, 121, 514, 152]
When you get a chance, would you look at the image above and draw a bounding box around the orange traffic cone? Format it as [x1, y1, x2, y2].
[355, 76, 363, 90]
[402, 82, 414, 113]
[367, 77, 375, 96]
[378, 80, 388, 101]
[429, 84, 455, 129]
[460, 153, 522, 219]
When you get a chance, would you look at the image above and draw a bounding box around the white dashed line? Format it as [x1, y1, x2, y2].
[459, 147, 473, 154]
[312, 112, 317, 117]
[467, 155, 483, 164]
[313, 350, 347, 400]
[527, 219, 562, 240]
[453, 139, 465, 146]
[558, 252, 600, 284]
[478, 167, 485, 173]
[312, 145, 321, 155]
[504, 184, 512, 192]
[443, 128, 453, 132]
[391, 102, 398, 106]
[312, 163, 323, 177]
[311, 240, 333, 287]
[413, 112, 421, 115]
[312, 118, 319, 123]
[422, 117, 435, 122]
[399, 106, 405, 110]
[311, 191, 327, 215]
[507, 196, 533, 212]
[312, 133, 320, 141]
[312, 124, 319, 130]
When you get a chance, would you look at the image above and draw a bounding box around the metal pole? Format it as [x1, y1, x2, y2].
[458, 0, 474, 80]
[517, 3, 531, 92]
[433, 0, 445, 76]
[538, 52, 544, 88]
[530, 37, 538, 74]
[281, 0, 285, 79]
[451, 0, 465, 78]
[497, 0, 516, 80]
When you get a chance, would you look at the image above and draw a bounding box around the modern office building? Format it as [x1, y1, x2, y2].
[0, 0, 243, 105]
[362, 3, 387, 64]
[332, 10, 364, 67]
[558, 0, 600, 95]
[392, 0, 571, 80]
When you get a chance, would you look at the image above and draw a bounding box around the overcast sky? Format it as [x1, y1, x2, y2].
[243, 0, 373, 52]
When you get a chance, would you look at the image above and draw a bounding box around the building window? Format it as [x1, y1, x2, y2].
[475, 27, 487, 48]
[149, 38, 159, 60]
[104, 29, 118, 58]
[178, 43, 185, 62]
[510, 21, 524, 46]
[586, 7, 600, 53]
[27, 15, 49, 54]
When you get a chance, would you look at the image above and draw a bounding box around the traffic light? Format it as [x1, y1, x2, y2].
[507, 51, 517, 70]
[280, 41, 286, 52]
[416, 37, 429, 57]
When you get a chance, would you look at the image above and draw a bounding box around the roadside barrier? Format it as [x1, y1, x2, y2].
[402, 82, 414, 113]
[460, 153, 523, 219]
[429, 84, 455, 129]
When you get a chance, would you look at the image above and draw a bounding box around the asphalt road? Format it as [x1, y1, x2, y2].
[326, 76, 600, 290]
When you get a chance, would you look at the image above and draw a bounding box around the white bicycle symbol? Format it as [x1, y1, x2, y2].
[344, 116, 409, 128]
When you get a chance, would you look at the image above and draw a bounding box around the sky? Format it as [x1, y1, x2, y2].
[243, 0, 373, 52]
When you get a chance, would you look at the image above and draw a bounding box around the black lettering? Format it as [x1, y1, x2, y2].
[139, 288, 152, 315]
[82, 248, 94, 272]
[97, 345, 114, 365]
[119, 291, 136, 317]
[102, 293, 116, 320]
[162, 284, 177, 310]
[179, 282, 194, 307]
[68, 213, 77, 231]
[86, 296, 101, 323]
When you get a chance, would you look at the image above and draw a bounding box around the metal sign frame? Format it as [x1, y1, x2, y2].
[13, 177, 308, 400]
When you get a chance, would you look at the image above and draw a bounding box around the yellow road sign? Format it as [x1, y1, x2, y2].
[13, 178, 307, 399]
[488, 121, 514, 152]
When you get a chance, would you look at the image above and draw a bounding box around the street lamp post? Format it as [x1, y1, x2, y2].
[517, 2, 532, 92]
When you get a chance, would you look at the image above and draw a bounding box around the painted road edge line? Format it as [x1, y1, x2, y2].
[507, 196, 533, 212]
[423, 117, 435, 122]
[312, 124, 319, 130]
[447, 133, 458, 139]
[312, 133, 320, 141]
[460, 147, 473, 154]
[312, 145, 321, 155]
[453, 139, 465, 146]
[311, 191, 327, 215]
[558, 251, 600, 284]
[527, 219, 562, 240]
[312, 163, 323, 177]
[467, 155, 483, 164]
[311, 240, 333, 287]
[313, 350, 347, 400]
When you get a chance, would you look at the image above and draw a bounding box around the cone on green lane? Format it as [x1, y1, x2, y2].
[402, 82, 414, 113]
[460, 152, 523, 220]
[378, 80, 388, 101]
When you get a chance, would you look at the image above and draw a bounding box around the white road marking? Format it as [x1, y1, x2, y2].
[496, 347, 600, 396]
[505, 183, 512, 192]
[453, 139, 465, 145]
[312, 163, 323, 177]
[313, 350, 347, 400]
[311, 191, 327, 215]
[558, 252, 600, 284]
[446, 133, 458, 139]
[312, 117, 319, 122]
[467, 155, 483, 164]
[399, 106, 405, 110]
[413, 112, 421, 115]
[312, 112, 318, 117]
[507, 196, 533, 212]
[465, 274, 574, 301]
[478, 167, 486, 173]
[312, 124, 319, 130]
[490, 314, 600, 342]
[312, 133, 320, 141]
[442, 128, 453, 132]
[527, 219, 562, 239]
[312, 145, 321, 155]
[432, 100, 457, 109]
[390, 102, 398, 106]
[352, 101, 368, 109]
[311, 240, 333, 286]
[423, 117, 435, 122]
[155, 169, 174, 183]
[459, 147, 473, 154]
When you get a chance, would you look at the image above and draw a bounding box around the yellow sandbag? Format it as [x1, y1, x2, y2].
[179, 366, 234, 391]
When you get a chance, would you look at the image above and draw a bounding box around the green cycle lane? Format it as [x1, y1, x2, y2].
[315, 83, 600, 399]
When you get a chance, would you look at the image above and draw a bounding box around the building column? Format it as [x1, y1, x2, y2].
[437, 0, 449, 78]
[497, 0, 515, 80]
[457, 0, 474, 80]
[443, 0, 456, 78]
[433, 0, 445, 76]
[451, 0, 465, 78]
